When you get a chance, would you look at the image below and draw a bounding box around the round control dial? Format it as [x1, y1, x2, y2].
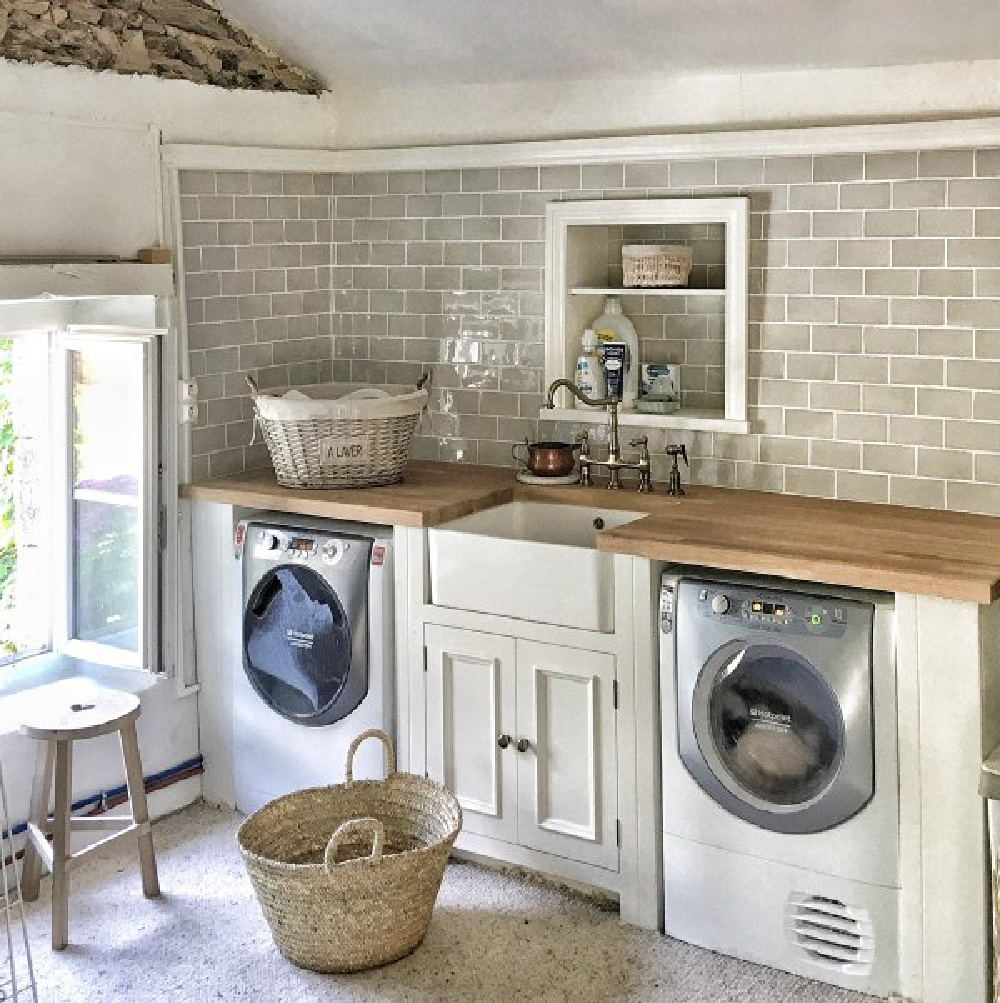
[322, 540, 344, 565]
[258, 531, 280, 551]
[711, 594, 731, 615]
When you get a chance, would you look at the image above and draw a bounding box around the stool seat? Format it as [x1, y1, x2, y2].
[19, 688, 140, 742]
[18, 681, 159, 950]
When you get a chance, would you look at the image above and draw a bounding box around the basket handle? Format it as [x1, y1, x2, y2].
[324, 817, 384, 873]
[416, 371, 431, 391]
[245, 374, 260, 398]
[345, 728, 397, 783]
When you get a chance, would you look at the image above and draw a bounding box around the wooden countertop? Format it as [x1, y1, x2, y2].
[181, 462, 515, 528]
[182, 462, 1000, 604]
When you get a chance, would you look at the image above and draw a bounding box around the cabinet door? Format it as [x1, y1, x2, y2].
[515, 639, 619, 870]
[425, 624, 518, 844]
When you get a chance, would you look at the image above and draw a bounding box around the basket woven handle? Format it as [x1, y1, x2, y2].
[323, 817, 384, 873]
[245, 374, 260, 397]
[345, 728, 397, 783]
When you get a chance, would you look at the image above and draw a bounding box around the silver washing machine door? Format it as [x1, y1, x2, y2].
[242, 544, 370, 727]
[676, 579, 875, 834]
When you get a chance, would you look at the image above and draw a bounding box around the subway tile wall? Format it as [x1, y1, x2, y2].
[180, 148, 1000, 515]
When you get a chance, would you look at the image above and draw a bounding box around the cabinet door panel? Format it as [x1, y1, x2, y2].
[515, 639, 618, 871]
[425, 624, 517, 843]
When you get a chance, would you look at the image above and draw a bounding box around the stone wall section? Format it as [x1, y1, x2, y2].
[0, 0, 322, 93]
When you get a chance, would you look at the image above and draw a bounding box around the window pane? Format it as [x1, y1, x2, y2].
[0, 336, 50, 664]
[70, 343, 145, 653]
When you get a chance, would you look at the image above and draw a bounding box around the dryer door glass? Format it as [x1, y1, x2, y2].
[243, 565, 352, 724]
[706, 643, 845, 806]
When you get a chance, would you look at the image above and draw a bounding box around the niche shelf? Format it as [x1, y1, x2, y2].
[544, 198, 748, 435]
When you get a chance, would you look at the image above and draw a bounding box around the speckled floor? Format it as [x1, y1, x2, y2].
[18, 802, 871, 1002]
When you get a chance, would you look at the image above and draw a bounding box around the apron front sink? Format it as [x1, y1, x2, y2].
[427, 502, 643, 632]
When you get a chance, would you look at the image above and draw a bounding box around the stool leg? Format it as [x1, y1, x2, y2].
[119, 720, 159, 898]
[51, 739, 73, 950]
[20, 739, 55, 903]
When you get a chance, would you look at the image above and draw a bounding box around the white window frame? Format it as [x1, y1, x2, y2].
[0, 303, 169, 682]
[53, 325, 163, 672]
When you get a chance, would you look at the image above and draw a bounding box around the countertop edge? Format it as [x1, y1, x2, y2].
[595, 532, 998, 605]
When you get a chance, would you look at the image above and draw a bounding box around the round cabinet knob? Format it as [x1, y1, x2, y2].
[516, 738, 531, 753]
[711, 594, 731, 615]
[496, 734, 511, 749]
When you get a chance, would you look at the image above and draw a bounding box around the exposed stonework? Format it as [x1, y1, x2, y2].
[0, 0, 323, 93]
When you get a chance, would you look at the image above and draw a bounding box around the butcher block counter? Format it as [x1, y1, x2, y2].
[181, 461, 1000, 604]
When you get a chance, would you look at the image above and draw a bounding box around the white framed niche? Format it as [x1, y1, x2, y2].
[544, 197, 748, 434]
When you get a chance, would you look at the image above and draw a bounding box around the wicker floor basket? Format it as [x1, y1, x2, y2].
[248, 375, 429, 489]
[237, 729, 462, 974]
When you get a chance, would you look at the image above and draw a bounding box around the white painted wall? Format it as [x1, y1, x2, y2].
[0, 672, 201, 858]
[5, 50, 1000, 159]
[334, 59, 1000, 148]
[0, 60, 338, 147]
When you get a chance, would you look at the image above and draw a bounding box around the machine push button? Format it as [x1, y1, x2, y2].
[711, 594, 731, 615]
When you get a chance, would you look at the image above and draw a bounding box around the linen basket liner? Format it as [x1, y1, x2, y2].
[237, 729, 462, 974]
[252, 385, 429, 421]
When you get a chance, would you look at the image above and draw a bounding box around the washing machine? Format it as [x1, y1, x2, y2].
[234, 516, 394, 814]
[659, 567, 901, 996]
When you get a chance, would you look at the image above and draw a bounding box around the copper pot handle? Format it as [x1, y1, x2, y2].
[511, 438, 530, 466]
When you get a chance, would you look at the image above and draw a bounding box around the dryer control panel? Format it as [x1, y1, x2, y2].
[690, 582, 853, 640]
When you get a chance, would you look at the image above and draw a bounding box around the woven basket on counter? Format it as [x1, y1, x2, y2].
[247, 374, 429, 489]
[237, 729, 462, 974]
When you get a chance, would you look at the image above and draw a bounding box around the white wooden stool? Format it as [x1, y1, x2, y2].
[18, 687, 160, 949]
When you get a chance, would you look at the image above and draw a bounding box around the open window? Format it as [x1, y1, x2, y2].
[1, 312, 163, 674]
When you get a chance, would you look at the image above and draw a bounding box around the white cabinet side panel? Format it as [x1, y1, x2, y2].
[393, 525, 411, 772]
[915, 596, 988, 1003]
[893, 593, 923, 1003]
[628, 556, 661, 931]
[406, 527, 429, 775]
[191, 501, 240, 808]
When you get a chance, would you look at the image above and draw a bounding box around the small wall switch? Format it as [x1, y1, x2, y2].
[178, 379, 199, 402]
[180, 402, 199, 424]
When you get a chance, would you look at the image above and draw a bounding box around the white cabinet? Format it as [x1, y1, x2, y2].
[545, 197, 748, 434]
[425, 624, 619, 872]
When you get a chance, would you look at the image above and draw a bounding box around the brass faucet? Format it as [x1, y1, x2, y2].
[544, 379, 652, 491]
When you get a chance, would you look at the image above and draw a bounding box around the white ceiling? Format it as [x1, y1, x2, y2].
[214, 0, 1000, 90]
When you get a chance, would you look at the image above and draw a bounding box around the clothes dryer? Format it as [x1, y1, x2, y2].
[660, 568, 900, 996]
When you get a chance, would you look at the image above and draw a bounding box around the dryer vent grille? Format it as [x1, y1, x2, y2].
[786, 893, 874, 975]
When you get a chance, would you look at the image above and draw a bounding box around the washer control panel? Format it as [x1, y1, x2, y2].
[690, 582, 851, 639]
[250, 527, 350, 564]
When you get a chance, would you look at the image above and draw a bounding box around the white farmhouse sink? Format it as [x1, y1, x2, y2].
[428, 501, 644, 632]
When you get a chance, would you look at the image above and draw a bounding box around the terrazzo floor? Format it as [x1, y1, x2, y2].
[17, 802, 872, 1002]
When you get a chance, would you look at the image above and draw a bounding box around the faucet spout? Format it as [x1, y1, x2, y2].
[542, 378, 652, 492]
[544, 378, 618, 410]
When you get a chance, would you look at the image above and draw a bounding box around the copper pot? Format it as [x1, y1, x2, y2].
[511, 438, 580, 477]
